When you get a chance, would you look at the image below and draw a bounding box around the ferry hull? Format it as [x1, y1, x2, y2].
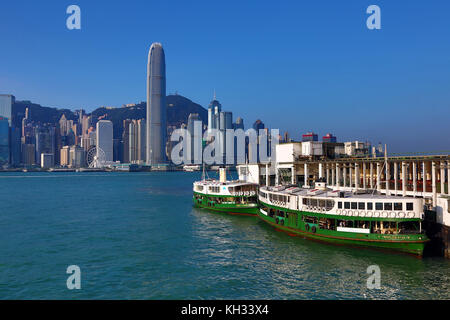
[257, 210, 428, 256]
[193, 195, 258, 216]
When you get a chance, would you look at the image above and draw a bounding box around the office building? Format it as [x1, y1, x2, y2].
[40, 153, 54, 169]
[0, 117, 9, 166]
[0, 94, 14, 126]
[146, 42, 167, 165]
[302, 132, 318, 142]
[96, 120, 113, 163]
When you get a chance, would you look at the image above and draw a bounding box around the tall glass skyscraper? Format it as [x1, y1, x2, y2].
[0, 94, 14, 126]
[146, 43, 167, 165]
[0, 117, 9, 166]
[96, 120, 113, 163]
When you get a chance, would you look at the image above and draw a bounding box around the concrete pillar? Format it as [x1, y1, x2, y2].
[343, 165, 347, 187]
[331, 164, 337, 186]
[447, 161, 450, 195]
[394, 162, 398, 195]
[349, 165, 353, 188]
[266, 163, 269, 187]
[370, 162, 374, 189]
[304, 163, 308, 187]
[440, 162, 445, 195]
[376, 162, 381, 191]
[326, 164, 330, 185]
[402, 161, 407, 197]
[363, 163, 366, 189]
[319, 162, 323, 179]
[355, 163, 360, 190]
[423, 161, 426, 195]
[413, 162, 417, 196]
[385, 161, 390, 195]
[432, 161, 437, 207]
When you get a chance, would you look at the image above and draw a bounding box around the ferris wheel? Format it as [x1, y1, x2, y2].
[86, 146, 106, 168]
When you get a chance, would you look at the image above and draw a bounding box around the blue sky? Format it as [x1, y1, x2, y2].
[1, 0, 449, 152]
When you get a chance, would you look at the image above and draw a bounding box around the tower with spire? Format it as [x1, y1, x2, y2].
[207, 90, 222, 134]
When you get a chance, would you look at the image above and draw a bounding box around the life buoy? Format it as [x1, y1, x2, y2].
[367, 212, 373, 217]
[390, 212, 396, 218]
[305, 224, 310, 231]
[374, 212, 380, 218]
[348, 210, 353, 216]
[360, 211, 366, 217]
[337, 209, 341, 215]
[399, 212, 405, 218]
[311, 226, 317, 233]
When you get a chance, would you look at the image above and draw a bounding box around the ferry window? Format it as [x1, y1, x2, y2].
[351, 202, 357, 210]
[406, 203, 414, 211]
[384, 203, 392, 211]
[448, 200, 450, 213]
[303, 198, 307, 205]
[375, 203, 383, 210]
[326, 200, 334, 210]
[344, 202, 350, 209]
[394, 203, 403, 211]
[319, 200, 325, 208]
[303, 215, 317, 224]
[367, 203, 373, 210]
[358, 202, 365, 210]
[338, 202, 342, 209]
[311, 199, 318, 207]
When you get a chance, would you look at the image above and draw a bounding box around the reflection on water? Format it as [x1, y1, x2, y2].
[0, 172, 449, 299]
[189, 207, 450, 299]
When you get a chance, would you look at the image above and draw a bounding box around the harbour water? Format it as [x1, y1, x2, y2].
[0, 172, 449, 299]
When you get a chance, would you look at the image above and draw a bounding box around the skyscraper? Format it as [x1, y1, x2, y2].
[0, 94, 14, 126]
[35, 125, 55, 165]
[234, 117, 244, 130]
[96, 120, 113, 163]
[253, 119, 265, 133]
[207, 93, 222, 134]
[129, 119, 146, 164]
[0, 117, 9, 166]
[146, 43, 167, 165]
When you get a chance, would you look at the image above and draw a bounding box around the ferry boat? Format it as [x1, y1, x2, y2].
[257, 180, 429, 256]
[193, 167, 259, 216]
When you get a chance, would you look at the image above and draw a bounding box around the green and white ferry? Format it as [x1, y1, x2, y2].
[258, 180, 429, 256]
[193, 168, 259, 216]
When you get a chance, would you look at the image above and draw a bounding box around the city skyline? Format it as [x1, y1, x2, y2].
[1, 1, 450, 152]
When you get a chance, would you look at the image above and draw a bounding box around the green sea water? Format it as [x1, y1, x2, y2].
[0, 171, 449, 299]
